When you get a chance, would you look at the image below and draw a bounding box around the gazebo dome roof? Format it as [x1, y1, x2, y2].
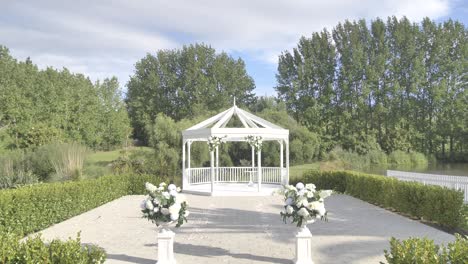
[182, 104, 289, 142]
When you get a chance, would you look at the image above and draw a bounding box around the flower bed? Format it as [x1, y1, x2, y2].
[296, 170, 465, 228]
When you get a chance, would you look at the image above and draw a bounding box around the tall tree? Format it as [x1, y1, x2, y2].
[0, 46, 130, 150]
[96, 77, 132, 150]
[126, 43, 256, 143]
[276, 17, 467, 160]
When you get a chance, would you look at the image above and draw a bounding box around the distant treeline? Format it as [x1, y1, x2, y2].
[0, 16, 466, 163]
[0, 47, 130, 150]
[277, 17, 467, 161]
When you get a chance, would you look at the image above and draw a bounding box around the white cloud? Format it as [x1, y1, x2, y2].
[0, 0, 454, 91]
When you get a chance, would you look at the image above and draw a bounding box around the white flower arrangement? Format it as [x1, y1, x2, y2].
[207, 136, 225, 152]
[141, 182, 188, 228]
[245, 135, 262, 152]
[279, 182, 332, 227]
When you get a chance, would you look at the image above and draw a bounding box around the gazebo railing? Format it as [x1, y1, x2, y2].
[186, 167, 284, 185]
[188, 168, 211, 184]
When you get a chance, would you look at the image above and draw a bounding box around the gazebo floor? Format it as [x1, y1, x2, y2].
[182, 182, 282, 196]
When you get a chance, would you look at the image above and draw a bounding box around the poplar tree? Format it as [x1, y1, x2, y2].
[276, 17, 467, 160]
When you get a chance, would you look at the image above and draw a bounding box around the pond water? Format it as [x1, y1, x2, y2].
[358, 163, 468, 177]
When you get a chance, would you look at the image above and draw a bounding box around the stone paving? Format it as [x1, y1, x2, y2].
[37, 194, 455, 264]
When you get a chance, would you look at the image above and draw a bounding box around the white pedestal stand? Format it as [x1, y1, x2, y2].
[157, 229, 176, 264]
[295, 226, 314, 264]
[247, 170, 255, 187]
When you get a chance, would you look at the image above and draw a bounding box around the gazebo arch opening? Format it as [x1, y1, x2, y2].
[181, 101, 289, 196]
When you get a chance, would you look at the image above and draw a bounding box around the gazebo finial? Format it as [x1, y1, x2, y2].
[233, 96, 236, 106]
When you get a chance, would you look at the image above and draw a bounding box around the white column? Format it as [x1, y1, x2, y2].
[251, 146, 255, 167]
[257, 149, 262, 192]
[280, 141, 284, 168]
[187, 141, 191, 186]
[182, 140, 186, 189]
[280, 141, 284, 185]
[295, 227, 314, 264]
[286, 139, 290, 185]
[215, 146, 219, 182]
[249, 146, 255, 186]
[210, 150, 215, 195]
[157, 229, 176, 264]
[187, 141, 191, 170]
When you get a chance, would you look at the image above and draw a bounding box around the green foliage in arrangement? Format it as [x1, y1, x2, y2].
[383, 234, 468, 264]
[0, 174, 165, 237]
[299, 170, 465, 228]
[0, 232, 106, 264]
[277, 17, 467, 161]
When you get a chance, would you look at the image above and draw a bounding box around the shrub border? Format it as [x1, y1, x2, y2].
[0, 174, 163, 237]
[295, 170, 465, 228]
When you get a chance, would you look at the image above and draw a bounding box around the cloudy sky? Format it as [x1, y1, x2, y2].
[1, 0, 466, 95]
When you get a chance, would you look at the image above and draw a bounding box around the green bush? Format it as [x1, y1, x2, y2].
[326, 146, 388, 170]
[47, 142, 88, 181]
[367, 149, 388, 165]
[1, 142, 94, 187]
[111, 155, 144, 175]
[299, 170, 464, 228]
[445, 234, 468, 263]
[0, 151, 38, 189]
[383, 234, 468, 264]
[0, 232, 106, 263]
[326, 147, 368, 169]
[113, 146, 182, 185]
[388, 150, 411, 165]
[27, 144, 56, 181]
[0, 174, 165, 237]
[8, 122, 62, 149]
[384, 237, 440, 264]
[409, 151, 429, 167]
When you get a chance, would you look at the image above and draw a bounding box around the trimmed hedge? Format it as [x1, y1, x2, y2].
[384, 234, 468, 264]
[297, 170, 465, 228]
[0, 174, 165, 237]
[0, 232, 106, 263]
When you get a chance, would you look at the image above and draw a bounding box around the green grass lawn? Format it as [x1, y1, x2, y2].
[84, 147, 152, 178]
[289, 162, 320, 182]
[86, 150, 122, 163]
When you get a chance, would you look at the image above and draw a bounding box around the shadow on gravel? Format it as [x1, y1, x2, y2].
[106, 253, 155, 264]
[315, 238, 388, 263]
[173, 242, 292, 264]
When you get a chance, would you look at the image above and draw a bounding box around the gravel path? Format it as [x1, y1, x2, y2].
[36, 194, 455, 264]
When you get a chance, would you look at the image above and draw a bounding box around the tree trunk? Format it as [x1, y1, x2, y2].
[449, 136, 454, 161]
[441, 141, 445, 159]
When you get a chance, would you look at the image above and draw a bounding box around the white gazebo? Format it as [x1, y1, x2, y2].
[181, 101, 289, 196]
